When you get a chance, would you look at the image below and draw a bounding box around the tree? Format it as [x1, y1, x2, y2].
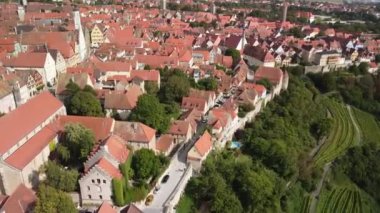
[256, 78, 272, 91]
[44, 161, 79, 192]
[375, 54, 380, 63]
[35, 184, 76, 213]
[68, 91, 103, 117]
[59, 123, 95, 164]
[145, 81, 159, 95]
[197, 78, 218, 91]
[358, 62, 369, 75]
[225, 48, 241, 67]
[160, 74, 190, 103]
[131, 149, 162, 181]
[129, 94, 170, 133]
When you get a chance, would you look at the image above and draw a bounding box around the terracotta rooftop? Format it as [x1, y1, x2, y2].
[97, 157, 122, 179]
[255, 66, 283, 85]
[120, 204, 143, 213]
[104, 86, 143, 110]
[103, 135, 130, 163]
[3, 52, 47, 68]
[168, 120, 191, 136]
[55, 115, 114, 142]
[113, 121, 156, 143]
[193, 131, 212, 157]
[5, 125, 57, 170]
[156, 134, 174, 153]
[97, 201, 117, 213]
[0, 92, 63, 155]
[0, 184, 36, 213]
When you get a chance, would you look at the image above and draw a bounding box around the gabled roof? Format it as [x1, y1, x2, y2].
[181, 97, 207, 112]
[114, 121, 156, 143]
[103, 135, 130, 163]
[0, 184, 36, 213]
[130, 70, 160, 82]
[3, 52, 47, 68]
[156, 134, 174, 153]
[104, 86, 143, 110]
[55, 115, 114, 142]
[193, 131, 212, 157]
[97, 157, 122, 179]
[0, 92, 63, 155]
[5, 125, 57, 170]
[120, 204, 143, 213]
[56, 73, 92, 95]
[97, 202, 117, 213]
[168, 120, 191, 136]
[255, 66, 283, 85]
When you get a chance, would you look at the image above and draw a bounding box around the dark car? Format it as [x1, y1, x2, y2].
[161, 174, 170, 183]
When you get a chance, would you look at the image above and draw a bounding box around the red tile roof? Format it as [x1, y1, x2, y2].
[97, 157, 122, 179]
[103, 135, 130, 163]
[104, 87, 143, 110]
[5, 125, 57, 170]
[0, 184, 36, 213]
[55, 115, 114, 142]
[0, 92, 63, 155]
[3, 52, 47, 68]
[97, 201, 117, 213]
[194, 131, 212, 157]
[156, 134, 174, 153]
[255, 66, 283, 85]
[168, 120, 191, 136]
[130, 70, 160, 82]
[181, 97, 207, 112]
[113, 121, 156, 143]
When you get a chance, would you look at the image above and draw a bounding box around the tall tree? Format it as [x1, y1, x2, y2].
[59, 123, 95, 164]
[129, 94, 170, 133]
[160, 75, 191, 103]
[35, 184, 76, 213]
[131, 149, 161, 181]
[68, 91, 103, 117]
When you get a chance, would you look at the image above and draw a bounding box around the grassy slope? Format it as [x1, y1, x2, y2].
[314, 101, 358, 167]
[352, 107, 380, 145]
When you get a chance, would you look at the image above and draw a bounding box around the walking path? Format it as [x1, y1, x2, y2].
[346, 105, 362, 145]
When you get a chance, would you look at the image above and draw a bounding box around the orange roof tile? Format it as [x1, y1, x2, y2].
[5, 125, 57, 170]
[194, 131, 212, 157]
[168, 120, 191, 136]
[55, 116, 114, 142]
[156, 134, 174, 153]
[97, 157, 122, 179]
[3, 52, 47, 68]
[0, 92, 63, 155]
[0, 184, 36, 213]
[97, 202, 117, 213]
[114, 121, 156, 143]
[103, 135, 130, 163]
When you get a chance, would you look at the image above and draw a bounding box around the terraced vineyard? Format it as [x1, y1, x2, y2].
[318, 187, 363, 213]
[352, 108, 380, 145]
[314, 101, 359, 167]
[300, 195, 312, 213]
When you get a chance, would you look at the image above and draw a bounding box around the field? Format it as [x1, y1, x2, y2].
[313, 101, 359, 167]
[352, 108, 380, 145]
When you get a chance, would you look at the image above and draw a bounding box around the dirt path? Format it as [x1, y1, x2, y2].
[309, 162, 331, 213]
[346, 105, 362, 145]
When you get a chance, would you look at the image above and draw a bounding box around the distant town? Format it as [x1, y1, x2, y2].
[0, 0, 379, 213]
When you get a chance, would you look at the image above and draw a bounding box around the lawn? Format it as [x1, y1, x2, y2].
[352, 108, 380, 145]
[314, 101, 359, 167]
[176, 195, 196, 213]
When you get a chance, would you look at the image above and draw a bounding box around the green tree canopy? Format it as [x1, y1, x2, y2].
[225, 48, 241, 67]
[44, 161, 79, 192]
[68, 91, 103, 117]
[145, 81, 159, 95]
[58, 123, 95, 164]
[34, 184, 77, 213]
[131, 149, 164, 181]
[160, 74, 191, 103]
[129, 94, 170, 133]
[196, 78, 218, 91]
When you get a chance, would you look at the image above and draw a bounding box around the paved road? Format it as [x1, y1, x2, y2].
[139, 89, 235, 212]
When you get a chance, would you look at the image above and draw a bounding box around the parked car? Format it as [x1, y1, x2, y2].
[145, 194, 154, 206]
[161, 174, 170, 183]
